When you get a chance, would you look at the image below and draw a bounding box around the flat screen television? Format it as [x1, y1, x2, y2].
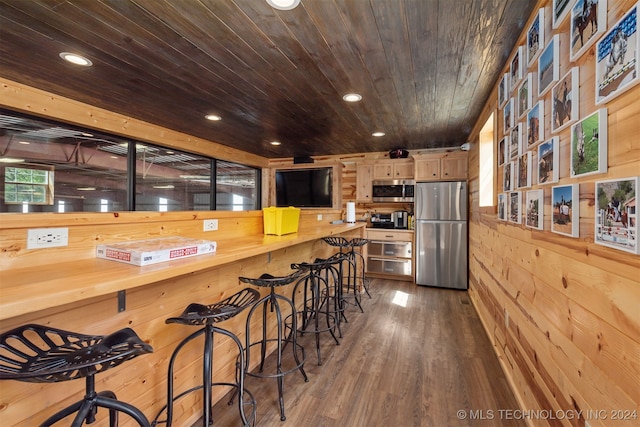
[275, 167, 333, 208]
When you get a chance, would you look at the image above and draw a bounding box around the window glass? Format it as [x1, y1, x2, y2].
[134, 142, 211, 211]
[216, 160, 259, 211]
[0, 111, 261, 213]
[0, 112, 129, 213]
[479, 113, 495, 207]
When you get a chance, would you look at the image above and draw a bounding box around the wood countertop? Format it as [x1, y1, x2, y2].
[0, 222, 364, 321]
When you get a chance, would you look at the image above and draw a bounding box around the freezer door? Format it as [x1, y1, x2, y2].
[415, 181, 467, 221]
[416, 221, 468, 289]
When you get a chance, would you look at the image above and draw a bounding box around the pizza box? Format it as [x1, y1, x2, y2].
[96, 236, 216, 266]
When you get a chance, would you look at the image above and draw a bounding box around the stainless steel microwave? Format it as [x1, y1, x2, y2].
[372, 180, 415, 202]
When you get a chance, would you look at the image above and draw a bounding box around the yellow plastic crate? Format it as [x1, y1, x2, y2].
[263, 206, 300, 235]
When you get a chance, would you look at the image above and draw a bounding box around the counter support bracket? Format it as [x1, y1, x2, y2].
[118, 290, 126, 312]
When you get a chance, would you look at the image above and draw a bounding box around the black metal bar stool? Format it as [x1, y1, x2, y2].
[153, 288, 259, 427]
[239, 271, 308, 421]
[0, 324, 153, 427]
[346, 237, 371, 298]
[290, 253, 344, 365]
[322, 237, 368, 312]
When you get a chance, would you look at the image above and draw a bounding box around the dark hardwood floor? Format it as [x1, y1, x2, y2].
[200, 279, 526, 427]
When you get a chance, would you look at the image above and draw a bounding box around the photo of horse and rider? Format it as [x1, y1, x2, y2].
[595, 3, 638, 104]
[570, 0, 605, 61]
[595, 177, 638, 254]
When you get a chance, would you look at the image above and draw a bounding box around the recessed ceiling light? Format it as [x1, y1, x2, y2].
[205, 114, 222, 121]
[266, 0, 301, 10]
[372, 132, 385, 137]
[343, 93, 362, 102]
[59, 52, 93, 67]
[18, 141, 30, 145]
[270, 141, 282, 146]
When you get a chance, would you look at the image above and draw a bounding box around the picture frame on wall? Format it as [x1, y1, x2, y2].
[503, 98, 514, 135]
[498, 137, 507, 166]
[499, 73, 509, 108]
[525, 189, 544, 230]
[498, 193, 508, 221]
[551, 184, 579, 237]
[570, 108, 607, 178]
[570, 0, 607, 61]
[595, 2, 639, 105]
[507, 129, 520, 160]
[537, 137, 560, 185]
[510, 46, 524, 90]
[517, 73, 533, 119]
[553, 0, 574, 29]
[551, 67, 579, 133]
[527, 101, 544, 148]
[538, 34, 560, 96]
[508, 191, 522, 224]
[527, 8, 546, 67]
[595, 176, 639, 254]
[503, 162, 514, 192]
[517, 151, 532, 189]
[511, 123, 522, 159]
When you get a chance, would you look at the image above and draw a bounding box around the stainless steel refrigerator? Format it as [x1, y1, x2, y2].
[415, 181, 468, 289]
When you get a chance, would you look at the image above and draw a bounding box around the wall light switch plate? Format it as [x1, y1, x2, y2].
[317, 214, 323, 221]
[27, 227, 69, 249]
[203, 219, 218, 231]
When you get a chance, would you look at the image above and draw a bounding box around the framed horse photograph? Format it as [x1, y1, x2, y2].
[517, 73, 533, 120]
[503, 162, 514, 192]
[498, 193, 508, 221]
[510, 46, 524, 91]
[527, 101, 544, 148]
[595, 176, 639, 254]
[537, 137, 560, 185]
[511, 122, 523, 158]
[499, 73, 509, 108]
[498, 137, 507, 166]
[525, 189, 544, 230]
[551, 184, 580, 237]
[570, 108, 607, 178]
[517, 151, 532, 189]
[553, 0, 574, 29]
[595, 2, 639, 105]
[508, 191, 522, 224]
[538, 34, 560, 96]
[503, 98, 514, 135]
[527, 8, 546, 67]
[570, 0, 607, 61]
[551, 67, 580, 133]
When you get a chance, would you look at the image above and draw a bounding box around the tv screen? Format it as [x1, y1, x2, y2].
[275, 167, 333, 208]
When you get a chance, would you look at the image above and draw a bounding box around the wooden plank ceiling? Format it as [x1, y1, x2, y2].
[0, 0, 537, 158]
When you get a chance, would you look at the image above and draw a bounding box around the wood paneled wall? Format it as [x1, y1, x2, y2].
[465, 1, 640, 426]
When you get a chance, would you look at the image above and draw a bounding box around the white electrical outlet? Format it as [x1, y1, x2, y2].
[203, 219, 218, 231]
[27, 228, 69, 249]
[317, 214, 323, 221]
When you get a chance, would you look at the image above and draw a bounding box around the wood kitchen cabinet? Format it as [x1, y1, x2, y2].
[414, 152, 467, 181]
[372, 160, 414, 179]
[366, 229, 413, 280]
[355, 163, 373, 202]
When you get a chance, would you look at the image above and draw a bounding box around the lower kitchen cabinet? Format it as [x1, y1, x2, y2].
[366, 229, 413, 280]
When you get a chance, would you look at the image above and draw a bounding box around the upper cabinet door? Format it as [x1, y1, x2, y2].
[356, 163, 374, 202]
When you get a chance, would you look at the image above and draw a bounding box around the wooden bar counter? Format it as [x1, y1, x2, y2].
[0, 209, 364, 426]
